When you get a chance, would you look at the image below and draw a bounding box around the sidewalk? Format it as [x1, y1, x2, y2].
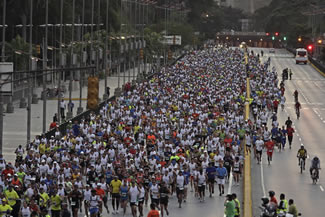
[2, 65, 150, 162]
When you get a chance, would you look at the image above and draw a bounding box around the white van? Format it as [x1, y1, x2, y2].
[295, 48, 308, 64]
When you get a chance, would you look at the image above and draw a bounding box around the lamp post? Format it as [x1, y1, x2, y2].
[57, 0, 64, 124]
[27, 0, 33, 144]
[103, 0, 110, 101]
[42, 0, 49, 133]
[0, 0, 7, 154]
[66, 0, 75, 120]
[77, 0, 85, 115]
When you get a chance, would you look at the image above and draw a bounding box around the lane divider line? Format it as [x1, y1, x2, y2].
[320, 186, 324, 192]
[260, 157, 266, 197]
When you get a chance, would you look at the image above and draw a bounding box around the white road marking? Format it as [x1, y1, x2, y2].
[224, 172, 234, 217]
[320, 186, 324, 192]
[260, 156, 266, 197]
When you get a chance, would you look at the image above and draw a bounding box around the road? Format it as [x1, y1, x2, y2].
[250, 48, 325, 217]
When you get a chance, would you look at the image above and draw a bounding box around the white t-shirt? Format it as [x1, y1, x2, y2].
[256, 139, 264, 151]
[129, 186, 139, 202]
[176, 175, 185, 189]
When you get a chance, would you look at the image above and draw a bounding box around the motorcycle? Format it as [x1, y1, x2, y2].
[260, 198, 301, 217]
[260, 198, 277, 217]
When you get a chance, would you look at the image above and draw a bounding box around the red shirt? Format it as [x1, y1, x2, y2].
[265, 141, 275, 154]
[273, 100, 279, 108]
[147, 210, 160, 217]
[2, 168, 14, 178]
[95, 188, 105, 199]
[287, 127, 295, 137]
[270, 196, 278, 205]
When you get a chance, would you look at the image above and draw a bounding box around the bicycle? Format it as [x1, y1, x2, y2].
[299, 157, 305, 173]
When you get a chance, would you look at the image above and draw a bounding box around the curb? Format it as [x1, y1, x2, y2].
[308, 61, 325, 77]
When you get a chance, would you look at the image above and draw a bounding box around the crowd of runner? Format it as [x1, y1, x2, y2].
[0, 45, 294, 217]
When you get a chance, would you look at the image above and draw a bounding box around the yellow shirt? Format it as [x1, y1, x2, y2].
[40, 192, 50, 207]
[39, 143, 46, 155]
[110, 180, 122, 194]
[0, 204, 12, 215]
[4, 190, 19, 206]
[50, 195, 61, 211]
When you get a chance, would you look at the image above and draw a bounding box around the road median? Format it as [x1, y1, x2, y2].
[243, 53, 252, 217]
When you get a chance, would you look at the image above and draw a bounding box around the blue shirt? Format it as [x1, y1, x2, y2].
[216, 167, 228, 179]
[206, 167, 217, 179]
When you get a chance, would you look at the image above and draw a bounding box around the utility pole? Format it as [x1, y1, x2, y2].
[103, 0, 109, 101]
[0, 0, 7, 154]
[1, 0, 6, 62]
[66, 0, 75, 120]
[77, 0, 85, 115]
[27, 0, 33, 144]
[57, 0, 63, 124]
[42, 0, 48, 133]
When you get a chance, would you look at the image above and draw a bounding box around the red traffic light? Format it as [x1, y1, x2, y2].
[275, 32, 279, 36]
[307, 45, 313, 51]
[266, 32, 270, 36]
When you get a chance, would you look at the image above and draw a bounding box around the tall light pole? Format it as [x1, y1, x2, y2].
[27, 0, 33, 144]
[57, 0, 63, 124]
[77, 0, 85, 114]
[1, 0, 6, 62]
[42, 0, 49, 133]
[90, 0, 94, 70]
[103, 0, 109, 101]
[0, 0, 7, 154]
[66, 0, 75, 120]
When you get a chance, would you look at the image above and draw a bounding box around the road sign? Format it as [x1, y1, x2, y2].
[162, 35, 182, 45]
[0, 62, 13, 96]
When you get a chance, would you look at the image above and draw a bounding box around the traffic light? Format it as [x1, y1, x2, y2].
[275, 32, 279, 36]
[318, 39, 322, 44]
[266, 32, 270, 36]
[298, 37, 302, 42]
[87, 76, 99, 110]
[272, 36, 275, 40]
[307, 45, 313, 52]
[283, 36, 287, 41]
[36, 45, 41, 55]
[139, 48, 144, 60]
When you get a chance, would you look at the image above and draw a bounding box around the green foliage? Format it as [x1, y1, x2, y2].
[253, 0, 324, 46]
[7, 35, 30, 70]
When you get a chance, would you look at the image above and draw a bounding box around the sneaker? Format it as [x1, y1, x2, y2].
[112, 210, 115, 214]
[116, 210, 119, 214]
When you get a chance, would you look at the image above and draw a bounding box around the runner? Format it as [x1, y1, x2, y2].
[216, 162, 227, 196]
[159, 181, 170, 217]
[265, 138, 275, 165]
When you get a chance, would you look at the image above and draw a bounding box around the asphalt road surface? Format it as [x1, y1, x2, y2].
[250, 48, 325, 217]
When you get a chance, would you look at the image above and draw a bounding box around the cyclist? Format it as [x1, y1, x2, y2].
[310, 156, 321, 179]
[297, 145, 307, 170]
[293, 90, 298, 102]
[295, 101, 301, 119]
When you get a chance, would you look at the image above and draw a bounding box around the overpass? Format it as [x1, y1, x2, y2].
[216, 31, 285, 48]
